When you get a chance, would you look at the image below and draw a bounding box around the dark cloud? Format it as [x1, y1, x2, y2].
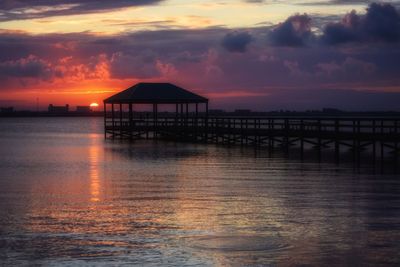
[268, 14, 314, 46]
[265, 3, 400, 46]
[321, 3, 400, 44]
[221, 32, 253, 53]
[0, 0, 164, 21]
[0, 55, 52, 79]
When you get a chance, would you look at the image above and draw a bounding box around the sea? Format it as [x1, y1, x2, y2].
[0, 117, 399, 266]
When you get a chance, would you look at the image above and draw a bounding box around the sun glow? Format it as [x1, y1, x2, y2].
[90, 102, 99, 107]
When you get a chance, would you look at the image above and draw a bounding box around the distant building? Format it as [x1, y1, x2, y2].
[0, 107, 14, 113]
[76, 106, 91, 113]
[48, 104, 69, 113]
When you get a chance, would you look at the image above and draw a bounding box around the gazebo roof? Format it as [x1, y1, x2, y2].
[104, 82, 208, 104]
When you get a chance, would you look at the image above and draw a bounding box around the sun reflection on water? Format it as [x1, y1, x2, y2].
[89, 136, 100, 202]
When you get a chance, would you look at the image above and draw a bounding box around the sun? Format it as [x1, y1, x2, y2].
[90, 102, 99, 108]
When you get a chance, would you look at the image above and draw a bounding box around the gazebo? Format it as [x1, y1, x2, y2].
[103, 82, 209, 139]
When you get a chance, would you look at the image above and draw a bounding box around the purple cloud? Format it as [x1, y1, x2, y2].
[0, 55, 52, 79]
[321, 3, 400, 44]
[268, 14, 314, 47]
[221, 32, 253, 53]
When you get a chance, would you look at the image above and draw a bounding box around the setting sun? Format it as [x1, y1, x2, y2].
[90, 103, 99, 108]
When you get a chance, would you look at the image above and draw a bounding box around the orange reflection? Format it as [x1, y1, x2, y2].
[89, 134, 100, 202]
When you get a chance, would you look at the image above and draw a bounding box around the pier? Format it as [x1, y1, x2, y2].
[104, 83, 400, 162]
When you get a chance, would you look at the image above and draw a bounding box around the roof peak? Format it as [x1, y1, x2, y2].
[104, 82, 208, 104]
[137, 82, 171, 84]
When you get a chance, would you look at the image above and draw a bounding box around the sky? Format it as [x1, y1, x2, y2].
[0, 0, 400, 111]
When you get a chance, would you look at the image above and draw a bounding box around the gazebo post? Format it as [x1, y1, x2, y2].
[119, 103, 123, 138]
[186, 103, 189, 128]
[153, 103, 157, 138]
[175, 103, 179, 127]
[156, 103, 158, 138]
[205, 101, 209, 142]
[111, 103, 115, 139]
[129, 103, 133, 140]
[129, 103, 133, 126]
[103, 102, 106, 139]
[195, 102, 199, 131]
[180, 103, 184, 128]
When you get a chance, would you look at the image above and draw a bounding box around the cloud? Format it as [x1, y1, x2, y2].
[0, 26, 398, 88]
[321, 3, 400, 44]
[0, 28, 226, 88]
[268, 14, 314, 46]
[0, 55, 52, 79]
[221, 32, 253, 53]
[316, 57, 376, 80]
[265, 3, 400, 46]
[0, 0, 164, 21]
[109, 52, 160, 79]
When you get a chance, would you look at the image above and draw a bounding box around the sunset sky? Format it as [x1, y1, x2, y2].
[1, 0, 400, 111]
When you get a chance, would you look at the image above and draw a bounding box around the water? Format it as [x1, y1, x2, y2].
[0, 117, 399, 266]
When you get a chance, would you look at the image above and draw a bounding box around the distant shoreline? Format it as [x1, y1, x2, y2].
[0, 111, 104, 117]
[1, 110, 400, 118]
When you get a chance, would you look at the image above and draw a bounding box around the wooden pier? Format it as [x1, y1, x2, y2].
[104, 83, 400, 163]
[105, 115, 400, 162]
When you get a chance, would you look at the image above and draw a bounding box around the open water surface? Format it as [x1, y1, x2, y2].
[0, 117, 399, 266]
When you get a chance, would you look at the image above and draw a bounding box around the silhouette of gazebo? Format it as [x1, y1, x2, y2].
[103, 82, 208, 139]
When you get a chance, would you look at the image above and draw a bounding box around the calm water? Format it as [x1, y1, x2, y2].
[0, 117, 400, 266]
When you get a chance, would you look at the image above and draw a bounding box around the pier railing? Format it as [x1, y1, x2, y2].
[105, 116, 399, 136]
[105, 115, 399, 161]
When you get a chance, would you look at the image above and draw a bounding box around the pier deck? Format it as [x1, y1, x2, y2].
[105, 116, 400, 161]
